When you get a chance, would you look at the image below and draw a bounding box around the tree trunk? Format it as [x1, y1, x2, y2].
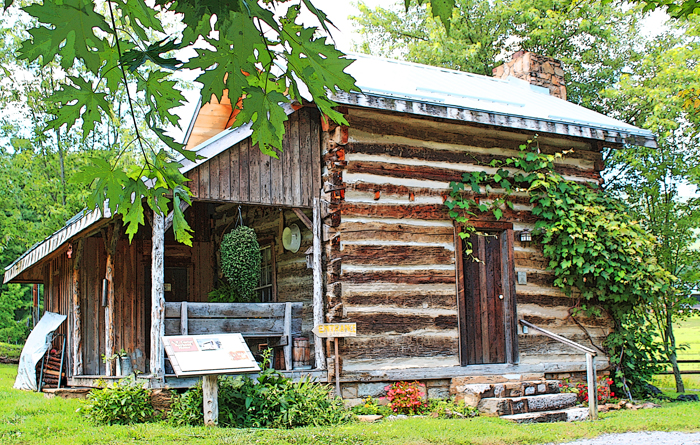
[667, 311, 685, 393]
[56, 127, 66, 206]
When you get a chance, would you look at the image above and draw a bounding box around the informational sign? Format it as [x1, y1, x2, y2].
[163, 333, 260, 376]
[312, 323, 357, 338]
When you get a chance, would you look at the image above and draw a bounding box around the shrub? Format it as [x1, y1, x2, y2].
[169, 353, 351, 428]
[219, 226, 261, 302]
[82, 378, 154, 425]
[384, 381, 426, 415]
[427, 399, 479, 418]
[576, 376, 616, 405]
[169, 382, 204, 426]
[351, 396, 392, 416]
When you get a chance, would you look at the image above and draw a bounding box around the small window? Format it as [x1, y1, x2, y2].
[254, 245, 274, 302]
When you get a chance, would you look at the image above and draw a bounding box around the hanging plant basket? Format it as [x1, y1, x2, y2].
[217, 225, 261, 303]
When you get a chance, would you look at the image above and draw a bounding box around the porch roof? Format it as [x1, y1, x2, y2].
[3, 208, 110, 284]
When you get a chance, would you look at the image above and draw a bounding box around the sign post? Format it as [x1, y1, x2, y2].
[312, 323, 356, 397]
[163, 333, 259, 426]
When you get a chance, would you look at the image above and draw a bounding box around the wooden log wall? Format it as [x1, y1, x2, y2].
[186, 107, 322, 208]
[322, 107, 612, 374]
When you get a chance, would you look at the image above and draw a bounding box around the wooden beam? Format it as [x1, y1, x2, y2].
[180, 301, 188, 335]
[72, 238, 84, 377]
[283, 302, 292, 371]
[203, 375, 218, 426]
[292, 208, 312, 231]
[150, 210, 166, 382]
[312, 197, 326, 370]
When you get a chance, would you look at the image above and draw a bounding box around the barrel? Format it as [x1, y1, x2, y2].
[293, 337, 311, 369]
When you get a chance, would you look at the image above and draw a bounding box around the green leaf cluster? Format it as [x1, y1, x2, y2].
[10, 0, 359, 245]
[219, 226, 262, 303]
[81, 378, 154, 425]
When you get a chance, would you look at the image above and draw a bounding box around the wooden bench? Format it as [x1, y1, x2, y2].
[164, 302, 303, 370]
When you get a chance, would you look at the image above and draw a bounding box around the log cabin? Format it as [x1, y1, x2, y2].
[4, 52, 656, 405]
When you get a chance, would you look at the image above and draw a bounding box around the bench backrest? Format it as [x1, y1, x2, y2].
[164, 302, 303, 337]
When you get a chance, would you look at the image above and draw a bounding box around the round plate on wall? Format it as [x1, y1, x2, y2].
[282, 224, 301, 253]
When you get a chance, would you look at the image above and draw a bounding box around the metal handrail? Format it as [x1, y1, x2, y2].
[519, 319, 599, 420]
[519, 319, 597, 355]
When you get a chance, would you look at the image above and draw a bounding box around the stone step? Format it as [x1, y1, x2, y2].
[478, 393, 578, 416]
[452, 379, 562, 407]
[501, 407, 589, 423]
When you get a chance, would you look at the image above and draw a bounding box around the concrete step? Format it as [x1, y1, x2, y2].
[501, 407, 589, 423]
[452, 379, 562, 407]
[478, 393, 578, 416]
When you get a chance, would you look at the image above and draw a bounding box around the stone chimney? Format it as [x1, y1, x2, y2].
[492, 51, 567, 100]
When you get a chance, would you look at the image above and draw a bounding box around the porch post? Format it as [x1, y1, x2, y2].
[104, 222, 121, 376]
[150, 210, 166, 382]
[72, 238, 84, 376]
[312, 197, 326, 370]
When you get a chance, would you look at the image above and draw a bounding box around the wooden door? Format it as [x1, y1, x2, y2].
[457, 229, 516, 365]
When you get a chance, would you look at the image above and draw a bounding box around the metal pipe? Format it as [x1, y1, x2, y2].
[586, 353, 598, 420]
[519, 319, 597, 355]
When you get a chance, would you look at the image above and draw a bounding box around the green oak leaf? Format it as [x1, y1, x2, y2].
[138, 70, 185, 128]
[188, 10, 261, 106]
[112, 0, 164, 41]
[121, 38, 182, 72]
[19, 0, 110, 74]
[47, 77, 111, 136]
[233, 87, 289, 157]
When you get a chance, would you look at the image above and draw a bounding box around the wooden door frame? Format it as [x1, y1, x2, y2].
[454, 221, 519, 366]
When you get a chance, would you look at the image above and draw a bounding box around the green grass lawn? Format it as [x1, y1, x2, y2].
[676, 316, 700, 362]
[652, 316, 700, 392]
[1, 364, 700, 445]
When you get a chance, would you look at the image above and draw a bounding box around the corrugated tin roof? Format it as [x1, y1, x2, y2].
[3, 208, 110, 283]
[333, 54, 655, 148]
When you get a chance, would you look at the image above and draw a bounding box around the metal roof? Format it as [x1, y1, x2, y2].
[3, 208, 109, 283]
[334, 54, 656, 148]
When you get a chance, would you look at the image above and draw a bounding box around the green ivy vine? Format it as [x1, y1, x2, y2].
[217, 226, 262, 303]
[446, 137, 675, 396]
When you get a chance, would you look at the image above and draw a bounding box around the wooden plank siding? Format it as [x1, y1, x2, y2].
[185, 107, 322, 208]
[324, 107, 613, 373]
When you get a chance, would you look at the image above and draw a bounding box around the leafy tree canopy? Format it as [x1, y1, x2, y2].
[3, 0, 360, 246]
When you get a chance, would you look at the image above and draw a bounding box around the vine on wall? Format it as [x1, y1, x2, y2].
[446, 138, 675, 396]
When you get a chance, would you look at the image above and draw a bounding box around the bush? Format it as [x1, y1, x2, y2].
[170, 353, 351, 428]
[351, 396, 393, 416]
[169, 382, 204, 426]
[576, 376, 617, 405]
[384, 381, 427, 415]
[427, 399, 479, 418]
[82, 378, 154, 425]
